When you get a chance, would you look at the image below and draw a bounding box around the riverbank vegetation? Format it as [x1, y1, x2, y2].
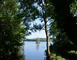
[0, 0, 26, 59]
[0, 0, 77, 60]
[49, 0, 77, 60]
[26, 38, 53, 41]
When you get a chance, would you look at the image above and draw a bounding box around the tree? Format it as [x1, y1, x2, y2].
[48, 0, 77, 58]
[42, 0, 51, 56]
[19, 0, 55, 57]
[49, 0, 77, 48]
[0, 0, 26, 58]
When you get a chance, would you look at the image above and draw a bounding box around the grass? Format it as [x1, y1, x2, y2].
[68, 51, 77, 54]
[50, 50, 77, 60]
[50, 54, 65, 60]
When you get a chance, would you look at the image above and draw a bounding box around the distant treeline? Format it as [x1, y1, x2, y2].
[26, 38, 53, 41]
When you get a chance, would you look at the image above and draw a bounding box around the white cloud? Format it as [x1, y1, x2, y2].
[26, 30, 46, 39]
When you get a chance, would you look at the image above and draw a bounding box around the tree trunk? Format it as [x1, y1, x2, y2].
[44, 17, 51, 56]
[42, 0, 51, 56]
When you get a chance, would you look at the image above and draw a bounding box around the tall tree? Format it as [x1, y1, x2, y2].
[50, 0, 77, 49]
[18, 0, 56, 57]
[0, 0, 26, 58]
[42, 0, 51, 56]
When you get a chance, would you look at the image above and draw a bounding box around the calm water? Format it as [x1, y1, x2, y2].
[21, 41, 53, 60]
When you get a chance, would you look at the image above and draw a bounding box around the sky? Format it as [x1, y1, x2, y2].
[26, 18, 51, 39]
[26, 17, 46, 39]
[26, 30, 46, 39]
[26, 3, 50, 39]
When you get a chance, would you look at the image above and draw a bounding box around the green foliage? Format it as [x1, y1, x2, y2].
[70, 0, 77, 16]
[18, 0, 42, 33]
[0, 48, 25, 60]
[48, 0, 77, 60]
[50, 33, 75, 54]
[0, 0, 26, 58]
[50, 54, 65, 60]
[0, 0, 76, 59]
[49, 21, 60, 39]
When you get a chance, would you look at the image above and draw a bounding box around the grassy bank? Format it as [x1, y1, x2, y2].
[49, 50, 77, 60]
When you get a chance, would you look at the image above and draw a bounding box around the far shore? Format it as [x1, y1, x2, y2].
[24, 38, 53, 42]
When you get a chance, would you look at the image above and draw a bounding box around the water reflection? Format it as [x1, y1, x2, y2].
[36, 41, 40, 50]
[23, 41, 53, 60]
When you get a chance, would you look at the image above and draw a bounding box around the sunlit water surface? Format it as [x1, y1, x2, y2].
[21, 41, 53, 60]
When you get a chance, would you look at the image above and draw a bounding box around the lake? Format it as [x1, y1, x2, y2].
[21, 41, 53, 60]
